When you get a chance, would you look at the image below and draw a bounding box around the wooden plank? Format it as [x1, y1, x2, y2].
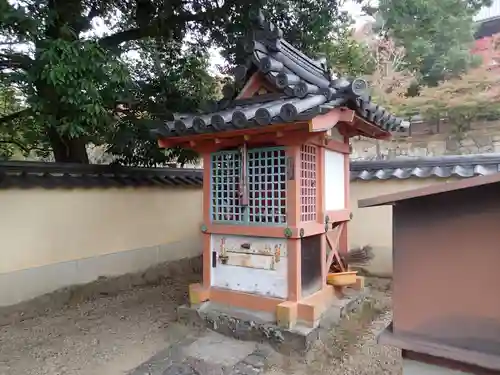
[326, 222, 346, 272]
[224, 252, 276, 270]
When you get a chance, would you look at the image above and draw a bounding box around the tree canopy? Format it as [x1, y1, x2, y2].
[385, 63, 500, 128]
[0, 85, 25, 159]
[2, 0, 491, 165]
[0, 0, 359, 165]
[351, 22, 415, 102]
[359, 0, 491, 88]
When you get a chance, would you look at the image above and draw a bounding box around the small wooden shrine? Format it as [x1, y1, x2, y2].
[359, 174, 500, 374]
[152, 9, 407, 329]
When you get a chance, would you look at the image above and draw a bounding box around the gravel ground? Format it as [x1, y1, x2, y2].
[0, 270, 205, 375]
[264, 278, 402, 375]
[0, 274, 400, 375]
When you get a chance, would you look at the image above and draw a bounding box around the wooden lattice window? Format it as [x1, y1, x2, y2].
[300, 144, 317, 222]
[210, 147, 287, 225]
[211, 150, 244, 223]
[248, 147, 287, 225]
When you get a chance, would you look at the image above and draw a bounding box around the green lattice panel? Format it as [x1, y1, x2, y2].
[210, 150, 244, 223]
[247, 147, 287, 225]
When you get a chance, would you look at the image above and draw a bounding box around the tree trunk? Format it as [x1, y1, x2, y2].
[41, 0, 89, 164]
[48, 127, 89, 164]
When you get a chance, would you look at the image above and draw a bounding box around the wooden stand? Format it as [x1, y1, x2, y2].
[186, 133, 352, 328]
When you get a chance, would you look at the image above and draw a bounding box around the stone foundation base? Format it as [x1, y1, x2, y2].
[177, 287, 368, 353]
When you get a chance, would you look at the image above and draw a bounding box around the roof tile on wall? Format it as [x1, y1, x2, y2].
[0, 161, 203, 189]
[350, 154, 500, 181]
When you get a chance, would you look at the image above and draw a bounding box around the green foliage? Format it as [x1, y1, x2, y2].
[33, 39, 132, 138]
[386, 64, 500, 127]
[107, 41, 218, 166]
[0, 85, 23, 159]
[319, 28, 376, 77]
[0, 0, 366, 165]
[365, 0, 491, 87]
[214, 0, 351, 67]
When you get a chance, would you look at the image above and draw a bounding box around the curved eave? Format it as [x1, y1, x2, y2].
[152, 93, 408, 143]
[156, 107, 394, 151]
[157, 95, 344, 138]
[351, 114, 393, 140]
[151, 9, 409, 145]
[157, 121, 311, 151]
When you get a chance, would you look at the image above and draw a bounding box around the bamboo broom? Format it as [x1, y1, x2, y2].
[329, 245, 374, 273]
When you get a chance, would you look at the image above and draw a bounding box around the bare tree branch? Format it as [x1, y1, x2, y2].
[98, 2, 235, 48]
[99, 25, 158, 48]
[0, 139, 49, 153]
[352, 21, 415, 107]
[0, 109, 31, 124]
[0, 52, 34, 71]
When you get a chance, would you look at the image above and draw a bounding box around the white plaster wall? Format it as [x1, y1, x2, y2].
[211, 234, 288, 298]
[324, 150, 345, 210]
[0, 188, 203, 273]
[0, 187, 203, 306]
[403, 359, 472, 375]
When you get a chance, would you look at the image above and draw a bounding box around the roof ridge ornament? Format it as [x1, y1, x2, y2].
[249, 8, 283, 40]
[152, 7, 410, 139]
[249, 8, 266, 29]
[315, 53, 330, 79]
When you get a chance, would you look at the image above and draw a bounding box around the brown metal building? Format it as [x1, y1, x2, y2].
[359, 174, 500, 374]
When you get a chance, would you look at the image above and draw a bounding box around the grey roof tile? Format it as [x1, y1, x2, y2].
[0, 161, 203, 189]
[152, 9, 407, 139]
[475, 0, 500, 22]
[350, 154, 500, 181]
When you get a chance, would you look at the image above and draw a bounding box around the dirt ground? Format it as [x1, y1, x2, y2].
[0, 269, 205, 375]
[265, 278, 401, 374]
[0, 271, 400, 375]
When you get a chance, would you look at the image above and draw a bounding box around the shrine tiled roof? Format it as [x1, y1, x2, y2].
[152, 9, 408, 139]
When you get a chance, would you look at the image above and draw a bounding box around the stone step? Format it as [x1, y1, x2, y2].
[177, 288, 368, 353]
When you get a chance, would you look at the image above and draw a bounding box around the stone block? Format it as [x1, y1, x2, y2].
[276, 301, 297, 329]
[352, 276, 365, 291]
[177, 304, 205, 327]
[189, 284, 210, 305]
[297, 286, 336, 327]
[176, 290, 368, 353]
[296, 303, 318, 328]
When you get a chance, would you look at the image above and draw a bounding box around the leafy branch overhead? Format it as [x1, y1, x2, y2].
[351, 23, 416, 103]
[387, 64, 500, 122]
[357, 0, 491, 87]
[0, 0, 356, 165]
[349, 0, 500, 133]
[1, 0, 492, 165]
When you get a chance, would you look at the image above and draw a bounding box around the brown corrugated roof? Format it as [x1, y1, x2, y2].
[358, 172, 500, 207]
